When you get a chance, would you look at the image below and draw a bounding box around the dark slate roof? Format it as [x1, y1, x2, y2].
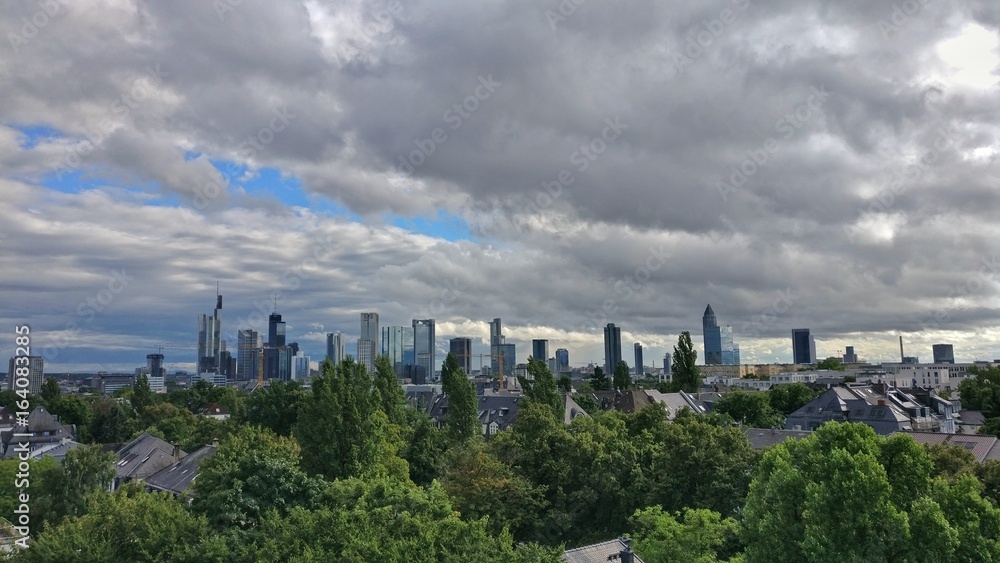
[959, 410, 987, 426]
[563, 538, 645, 563]
[145, 444, 217, 497]
[742, 427, 813, 450]
[590, 390, 651, 414]
[115, 433, 185, 482]
[1, 407, 76, 457]
[477, 394, 520, 431]
[900, 432, 1000, 463]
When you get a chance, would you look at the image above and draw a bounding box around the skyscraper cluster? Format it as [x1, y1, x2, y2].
[702, 305, 740, 365]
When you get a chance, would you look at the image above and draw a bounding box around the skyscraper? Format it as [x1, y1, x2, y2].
[634, 342, 644, 376]
[237, 329, 261, 380]
[792, 329, 816, 364]
[8, 356, 44, 394]
[145, 354, 166, 393]
[382, 326, 414, 376]
[531, 339, 549, 363]
[413, 319, 436, 379]
[197, 293, 223, 373]
[358, 312, 379, 374]
[326, 331, 346, 365]
[264, 312, 290, 380]
[450, 337, 472, 374]
[933, 344, 955, 364]
[703, 304, 740, 365]
[604, 323, 622, 376]
[555, 348, 569, 372]
[843, 346, 858, 363]
[489, 318, 502, 376]
[498, 343, 515, 384]
[268, 312, 286, 347]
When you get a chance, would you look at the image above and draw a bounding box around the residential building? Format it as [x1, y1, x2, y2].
[198, 402, 230, 420]
[791, 329, 816, 364]
[0, 407, 78, 459]
[413, 319, 436, 379]
[113, 433, 184, 490]
[564, 537, 644, 563]
[145, 443, 217, 499]
[933, 344, 955, 364]
[786, 384, 952, 434]
[450, 337, 472, 374]
[7, 355, 44, 394]
[604, 323, 622, 376]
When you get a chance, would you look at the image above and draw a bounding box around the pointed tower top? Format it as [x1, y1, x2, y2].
[704, 304, 715, 317]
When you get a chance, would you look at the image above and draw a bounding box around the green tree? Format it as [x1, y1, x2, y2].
[34, 444, 117, 530]
[441, 353, 480, 444]
[768, 382, 816, 415]
[557, 375, 572, 393]
[89, 399, 138, 444]
[815, 357, 845, 371]
[40, 377, 61, 403]
[714, 391, 783, 428]
[20, 485, 225, 562]
[520, 357, 563, 420]
[239, 379, 305, 437]
[630, 506, 738, 563]
[192, 425, 322, 531]
[131, 373, 154, 412]
[958, 365, 1000, 415]
[402, 408, 448, 487]
[672, 332, 700, 393]
[590, 366, 610, 391]
[613, 360, 631, 391]
[374, 354, 407, 428]
[293, 358, 407, 480]
[235, 477, 561, 562]
[49, 394, 93, 432]
[926, 442, 978, 480]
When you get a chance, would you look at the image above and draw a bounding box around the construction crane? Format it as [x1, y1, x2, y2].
[454, 352, 507, 390]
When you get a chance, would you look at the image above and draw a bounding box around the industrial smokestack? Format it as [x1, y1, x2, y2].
[899, 336, 904, 363]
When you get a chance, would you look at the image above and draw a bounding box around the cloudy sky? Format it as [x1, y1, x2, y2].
[2, 0, 999, 374]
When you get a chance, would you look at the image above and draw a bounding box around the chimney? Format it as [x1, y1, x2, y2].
[899, 336, 904, 363]
[618, 537, 635, 563]
[173, 444, 181, 462]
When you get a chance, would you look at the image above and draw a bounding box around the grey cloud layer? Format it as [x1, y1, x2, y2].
[1, 0, 998, 368]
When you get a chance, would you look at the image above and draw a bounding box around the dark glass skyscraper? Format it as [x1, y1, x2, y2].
[531, 339, 549, 363]
[633, 342, 644, 376]
[268, 312, 286, 347]
[703, 304, 740, 365]
[555, 348, 569, 372]
[603, 323, 622, 376]
[450, 337, 472, 374]
[932, 344, 955, 364]
[792, 329, 816, 364]
[413, 319, 435, 379]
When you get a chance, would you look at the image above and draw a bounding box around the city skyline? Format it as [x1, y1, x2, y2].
[3, 3, 999, 373]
